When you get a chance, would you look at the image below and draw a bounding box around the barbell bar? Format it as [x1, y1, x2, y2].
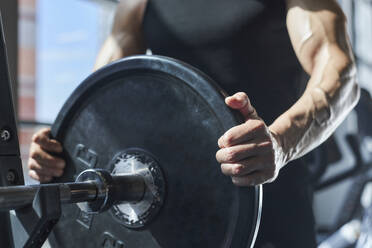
[0, 169, 146, 213]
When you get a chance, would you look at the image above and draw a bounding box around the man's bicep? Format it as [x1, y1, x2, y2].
[94, 0, 147, 70]
[111, 0, 147, 47]
[285, 0, 351, 75]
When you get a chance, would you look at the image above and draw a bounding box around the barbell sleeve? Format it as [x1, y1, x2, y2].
[0, 169, 146, 212]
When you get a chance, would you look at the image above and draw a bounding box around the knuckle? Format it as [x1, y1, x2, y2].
[27, 161, 33, 169]
[250, 120, 265, 133]
[31, 133, 39, 143]
[30, 150, 39, 160]
[256, 121, 266, 131]
[236, 92, 247, 100]
[225, 148, 237, 162]
[28, 162, 37, 170]
[223, 132, 235, 146]
[232, 165, 243, 176]
[41, 128, 51, 135]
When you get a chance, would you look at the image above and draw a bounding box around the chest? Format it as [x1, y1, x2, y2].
[143, 0, 285, 47]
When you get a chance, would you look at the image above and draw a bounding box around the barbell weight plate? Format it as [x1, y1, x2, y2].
[49, 55, 262, 248]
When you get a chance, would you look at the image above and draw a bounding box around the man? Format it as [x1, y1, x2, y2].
[28, 0, 360, 247]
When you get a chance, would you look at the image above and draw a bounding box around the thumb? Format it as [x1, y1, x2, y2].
[225, 92, 257, 120]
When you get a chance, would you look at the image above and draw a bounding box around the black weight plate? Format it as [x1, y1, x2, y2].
[49, 55, 262, 248]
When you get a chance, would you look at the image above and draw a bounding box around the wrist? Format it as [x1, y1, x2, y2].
[268, 126, 288, 169]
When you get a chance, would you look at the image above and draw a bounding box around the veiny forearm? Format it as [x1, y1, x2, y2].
[269, 0, 360, 167]
[269, 57, 359, 167]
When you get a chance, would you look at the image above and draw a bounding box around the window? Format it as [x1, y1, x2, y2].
[18, 0, 116, 183]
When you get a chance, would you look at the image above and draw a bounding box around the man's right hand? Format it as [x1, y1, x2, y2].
[28, 128, 66, 183]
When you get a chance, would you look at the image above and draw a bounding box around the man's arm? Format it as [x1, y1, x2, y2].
[270, 0, 360, 165]
[28, 0, 147, 182]
[94, 0, 147, 70]
[217, 0, 359, 186]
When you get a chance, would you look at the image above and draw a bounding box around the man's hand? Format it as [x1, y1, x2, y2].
[216, 92, 282, 186]
[28, 128, 65, 183]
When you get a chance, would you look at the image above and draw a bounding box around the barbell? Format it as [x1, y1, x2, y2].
[0, 169, 146, 212]
[2, 55, 262, 248]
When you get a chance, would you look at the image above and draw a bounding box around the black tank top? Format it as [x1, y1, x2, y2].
[143, 1, 316, 247]
[143, 0, 304, 124]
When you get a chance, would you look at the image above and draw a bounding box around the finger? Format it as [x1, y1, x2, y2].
[225, 92, 257, 120]
[30, 146, 66, 170]
[221, 157, 268, 177]
[216, 140, 273, 163]
[218, 119, 268, 148]
[28, 159, 64, 177]
[28, 170, 53, 183]
[231, 171, 269, 186]
[32, 128, 63, 153]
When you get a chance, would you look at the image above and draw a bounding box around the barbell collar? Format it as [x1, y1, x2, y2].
[75, 169, 146, 213]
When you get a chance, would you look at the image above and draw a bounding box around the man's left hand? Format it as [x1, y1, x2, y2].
[216, 92, 282, 186]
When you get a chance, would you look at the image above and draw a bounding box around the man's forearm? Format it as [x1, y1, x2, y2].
[269, 54, 360, 167]
[270, 0, 362, 168]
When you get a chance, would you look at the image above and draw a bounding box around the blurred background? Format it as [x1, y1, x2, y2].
[0, 0, 371, 247]
[0, 0, 117, 184]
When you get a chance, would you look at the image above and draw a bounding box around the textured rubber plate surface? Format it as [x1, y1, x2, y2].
[49, 55, 262, 248]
